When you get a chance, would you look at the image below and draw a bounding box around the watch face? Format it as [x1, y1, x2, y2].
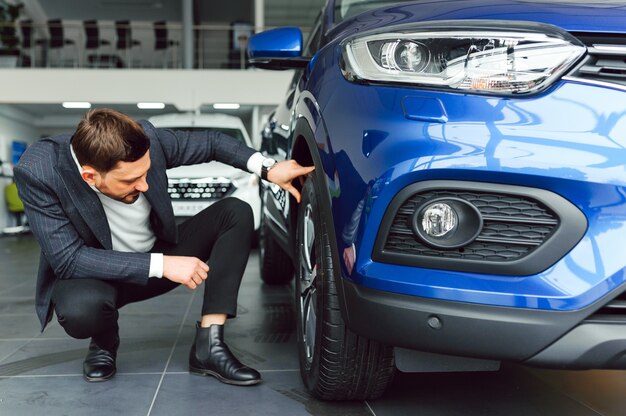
[263, 158, 276, 167]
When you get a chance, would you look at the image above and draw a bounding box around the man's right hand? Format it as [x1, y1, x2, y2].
[163, 255, 209, 290]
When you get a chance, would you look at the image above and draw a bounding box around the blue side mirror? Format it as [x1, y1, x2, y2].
[248, 27, 310, 70]
[248, 27, 303, 58]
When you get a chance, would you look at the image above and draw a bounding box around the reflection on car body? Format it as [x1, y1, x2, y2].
[250, 0, 626, 401]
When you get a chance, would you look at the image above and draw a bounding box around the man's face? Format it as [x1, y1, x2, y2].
[83, 151, 151, 204]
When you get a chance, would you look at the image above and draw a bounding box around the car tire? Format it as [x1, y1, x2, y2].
[296, 177, 395, 400]
[259, 203, 294, 285]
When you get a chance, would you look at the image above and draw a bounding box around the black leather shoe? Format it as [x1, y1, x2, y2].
[189, 323, 261, 386]
[83, 335, 119, 382]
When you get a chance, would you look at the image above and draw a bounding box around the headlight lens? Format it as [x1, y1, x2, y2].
[342, 22, 586, 95]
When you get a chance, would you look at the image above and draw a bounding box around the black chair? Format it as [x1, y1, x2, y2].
[83, 20, 113, 68]
[47, 19, 77, 67]
[153, 21, 179, 68]
[19, 20, 47, 67]
[115, 20, 141, 68]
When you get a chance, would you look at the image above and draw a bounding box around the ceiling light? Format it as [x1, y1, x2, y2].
[62, 102, 91, 109]
[137, 102, 165, 109]
[213, 103, 240, 110]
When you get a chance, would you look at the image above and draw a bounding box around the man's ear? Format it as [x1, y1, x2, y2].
[80, 166, 99, 186]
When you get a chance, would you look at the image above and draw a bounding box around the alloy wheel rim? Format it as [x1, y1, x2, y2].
[300, 203, 317, 365]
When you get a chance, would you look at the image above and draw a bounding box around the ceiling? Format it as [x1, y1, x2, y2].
[11, 103, 179, 118]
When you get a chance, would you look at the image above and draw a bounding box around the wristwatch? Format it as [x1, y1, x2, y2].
[261, 158, 277, 181]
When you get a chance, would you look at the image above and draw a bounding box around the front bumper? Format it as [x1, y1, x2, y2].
[170, 185, 261, 230]
[342, 279, 626, 369]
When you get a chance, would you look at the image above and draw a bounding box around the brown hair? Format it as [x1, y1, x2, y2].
[71, 108, 150, 173]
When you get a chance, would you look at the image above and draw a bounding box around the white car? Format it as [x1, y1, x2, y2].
[148, 113, 261, 230]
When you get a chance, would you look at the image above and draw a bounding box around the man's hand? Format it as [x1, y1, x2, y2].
[266, 160, 315, 203]
[343, 245, 356, 275]
[163, 255, 209, 290]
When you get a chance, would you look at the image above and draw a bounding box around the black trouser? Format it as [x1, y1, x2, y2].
[51, 197, 253, 342]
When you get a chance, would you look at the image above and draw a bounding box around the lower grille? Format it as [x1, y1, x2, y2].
[167, 178, 234, 201]
[373, 181, 587, 276]
[586, 290, 626, 323]
[386, 190, 558, 263]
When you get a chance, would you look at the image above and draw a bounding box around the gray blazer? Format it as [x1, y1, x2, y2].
[13, 120, 256, 330]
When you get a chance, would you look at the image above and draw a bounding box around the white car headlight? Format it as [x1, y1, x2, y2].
[342, 21, 586, 95]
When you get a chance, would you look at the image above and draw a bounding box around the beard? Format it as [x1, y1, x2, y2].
[122, 192, 141, 204]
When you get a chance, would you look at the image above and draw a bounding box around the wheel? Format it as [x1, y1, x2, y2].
[258, 201, 294, 285]
[295, 177, 395, 401]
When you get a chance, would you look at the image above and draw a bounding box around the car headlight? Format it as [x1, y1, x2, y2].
[342, 21, 586, 95]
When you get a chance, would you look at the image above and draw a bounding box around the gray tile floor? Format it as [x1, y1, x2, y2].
[1, 234, 625, 415]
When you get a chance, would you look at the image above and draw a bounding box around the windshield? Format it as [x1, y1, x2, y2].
[169, 127, 247, 144]
[334, 0, 410, 22]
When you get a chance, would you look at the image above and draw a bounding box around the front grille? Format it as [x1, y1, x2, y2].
[373, 181, 587, 276]
[385, 190, 558, 262]
[167, 178, 233, 201]
[568, 33, 626, 87]
[585, 289, 626, 323]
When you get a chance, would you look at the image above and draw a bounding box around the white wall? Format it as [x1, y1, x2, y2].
[0, 105, 39, 162]
[0, 105, 40, 231]
[0, 68, 293, 110]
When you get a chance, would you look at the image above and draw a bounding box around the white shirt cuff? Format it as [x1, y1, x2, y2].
[246, 152, 265, 177]
[149, 253, 164, 278]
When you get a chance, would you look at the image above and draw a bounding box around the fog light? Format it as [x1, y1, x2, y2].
[413, 197, 483, 249]
[421, 203, 457, 237]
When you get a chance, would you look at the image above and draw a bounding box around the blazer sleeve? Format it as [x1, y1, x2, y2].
[13, 165, 151, 285]
[140, 120, 257, 170]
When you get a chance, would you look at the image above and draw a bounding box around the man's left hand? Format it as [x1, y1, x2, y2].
[266, 160, 315, 203]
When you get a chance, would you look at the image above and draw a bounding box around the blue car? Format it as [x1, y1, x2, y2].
[248, 0, 626, 400]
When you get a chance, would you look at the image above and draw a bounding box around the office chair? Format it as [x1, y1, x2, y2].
[153, 21, 180, 68]
[83, 20, 112, 68]
[115, 20, 141, 68]
[19, 20, 47, 67]
[46, 19, 77, 67]
[3, 181, 28, 235]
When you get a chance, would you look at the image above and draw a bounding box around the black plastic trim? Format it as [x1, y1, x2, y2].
[343, 279, 626, 365]
[250, 57, 310, 70]
[567, 32, 626, 87]
[525, 323, 626, 369]
[373, 181, 587, 276]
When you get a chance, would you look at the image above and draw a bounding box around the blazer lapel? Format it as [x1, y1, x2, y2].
[57, 140, 113, 249]
[143, 166, 177, 244]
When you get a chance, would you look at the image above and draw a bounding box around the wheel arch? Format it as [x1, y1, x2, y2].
[289, 115, 352, 326]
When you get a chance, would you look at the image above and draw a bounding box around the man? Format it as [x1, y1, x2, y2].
[13, 108, 313, 385]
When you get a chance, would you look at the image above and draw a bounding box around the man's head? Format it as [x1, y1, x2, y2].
[72, 108, 151, 204]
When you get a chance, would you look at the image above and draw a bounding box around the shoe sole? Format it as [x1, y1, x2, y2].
[83, 370, 116, 383]
[189, 366, 262, 386]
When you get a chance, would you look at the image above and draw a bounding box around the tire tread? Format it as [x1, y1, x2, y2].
[298, 178, 395, 401]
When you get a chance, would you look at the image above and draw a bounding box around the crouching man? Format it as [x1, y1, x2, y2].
[14, 108, 313, 384]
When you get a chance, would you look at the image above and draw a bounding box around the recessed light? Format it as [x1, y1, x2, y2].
[62, 102, 91, 109]
[213, 103, 240, 110]
[137, 102, 165, 109]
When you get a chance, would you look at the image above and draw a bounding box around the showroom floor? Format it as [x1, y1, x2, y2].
[1, 234, 625, 416]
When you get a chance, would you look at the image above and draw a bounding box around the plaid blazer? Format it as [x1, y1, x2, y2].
[13, 120, 256, 330]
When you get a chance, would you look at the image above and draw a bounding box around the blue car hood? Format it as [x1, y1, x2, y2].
[329, 0, 626, 41]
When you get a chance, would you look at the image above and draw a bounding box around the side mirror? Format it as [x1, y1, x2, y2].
[248, 27, 310, 70]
